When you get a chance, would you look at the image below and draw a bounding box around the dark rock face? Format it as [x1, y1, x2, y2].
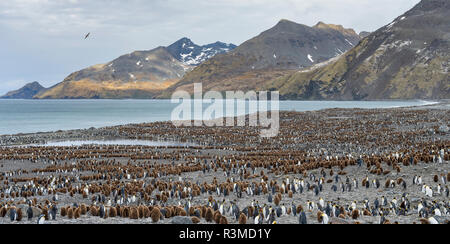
[233, 19, 360, 69]
[267, 0, 450, 100]
[161, 19, 360, 97]
[1, 82, 47, 99]
[359, 31, 371, 39]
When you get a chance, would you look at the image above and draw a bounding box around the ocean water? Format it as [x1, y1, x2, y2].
[0, 99, 437, 135]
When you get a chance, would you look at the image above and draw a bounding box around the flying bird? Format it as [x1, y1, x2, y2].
[84, 32, 90, 39]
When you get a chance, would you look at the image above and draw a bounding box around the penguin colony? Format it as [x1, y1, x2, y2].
[0, 107, 449, 224]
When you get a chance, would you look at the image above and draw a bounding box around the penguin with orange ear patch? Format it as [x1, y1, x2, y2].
[317, 211, 323, 222]
[317, 211, 329, 224]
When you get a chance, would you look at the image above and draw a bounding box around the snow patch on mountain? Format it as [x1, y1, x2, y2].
[167, 38, 237, 66]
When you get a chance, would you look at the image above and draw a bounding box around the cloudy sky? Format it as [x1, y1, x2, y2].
[0, 0, 421, 95]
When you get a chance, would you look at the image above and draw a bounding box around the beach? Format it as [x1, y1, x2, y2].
[0, 101, 449, 224]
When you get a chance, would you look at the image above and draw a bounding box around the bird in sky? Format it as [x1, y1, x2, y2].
[84, 32, 90, 39]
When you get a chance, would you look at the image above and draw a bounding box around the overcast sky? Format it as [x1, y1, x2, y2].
[0, 0, 421, 95]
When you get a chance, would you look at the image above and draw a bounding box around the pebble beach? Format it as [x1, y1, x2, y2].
[0, 101, 449, 224]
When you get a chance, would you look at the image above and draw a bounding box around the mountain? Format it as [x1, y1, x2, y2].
[1, 82, 47, 99]
[359, 31, 371, 39]
[265, 0, 450, 100]
[35, 38, 236, 99]
[159, 19, 361, 97]
[167, 37, 237, 66]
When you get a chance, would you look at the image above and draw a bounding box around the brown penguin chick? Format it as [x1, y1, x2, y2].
[191, 216, 201, 224]
[80, 204, 87, 215]
[219, 216, 228, 224]
[201, 206, 207, 218]
[277, 193, 282, 202]
[144, 206, 151, 218]
[109, 207, 117, 217]
[385, 179, 391, 188]
[248, 207, 254, 218]
[363, 209, 372, 216]
[42, 208, 49, 220]
[274, 196, 280, 206]
[205, 208, 214, 222]
[213, 211, 222, 224]
[179, 209, 187, 216]
[150, 207, 161, 223]
[90, 206, 98, 217]
[238, 213, 247, 224]
[296, 205, 303, 214]
[138, 205, 145, 219]
[74, 208, 81, 219]
[163, 207, 172, 218]
[0, 207, 5, 218]
[130, 207, 139, 219]
[419, 218, 430, 224]
[317, 211, 324, 222]
[67, 207, 73, 219]
[16, 208, 23, 221]
[121, 207, 129, 218]
[60, 206, 67, 217]
[351, 210, 360, 220]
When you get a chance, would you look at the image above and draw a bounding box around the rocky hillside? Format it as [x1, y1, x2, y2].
[1, 82, 47, 99]
[359, 31, 371, 39]
[167, 37, 236, 66]
[160, 19, 361, 97]
[265, 0, 449, 100]
[36, 38, 235, 99]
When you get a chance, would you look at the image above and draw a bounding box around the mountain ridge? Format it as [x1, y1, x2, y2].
[264, 0, 450, 100]
[1, 82, 47, 99]
[35, 38, 236, 99]
[159, 19, 361, 97]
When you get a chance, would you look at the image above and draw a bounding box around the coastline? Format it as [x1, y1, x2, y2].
[0, 100, 448, 224]
[0, 99, 447, 146]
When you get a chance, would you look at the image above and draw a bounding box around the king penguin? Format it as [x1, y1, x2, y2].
[298, 210, 307, 224]
[37, 214, 45, 224]
[9, 208, 17, 222]
[27, 205, 33, 221]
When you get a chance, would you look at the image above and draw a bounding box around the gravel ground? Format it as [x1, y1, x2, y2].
[0, 101, 449, 224]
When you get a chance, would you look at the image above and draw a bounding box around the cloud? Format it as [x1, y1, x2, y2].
[0, 0, 421, 92]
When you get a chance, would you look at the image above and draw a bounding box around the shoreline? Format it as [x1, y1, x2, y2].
[0, 99, 449, 224]
[0, 100, 448, 146]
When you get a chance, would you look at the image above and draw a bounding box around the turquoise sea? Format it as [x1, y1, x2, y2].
[0, 99, 437, 135]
